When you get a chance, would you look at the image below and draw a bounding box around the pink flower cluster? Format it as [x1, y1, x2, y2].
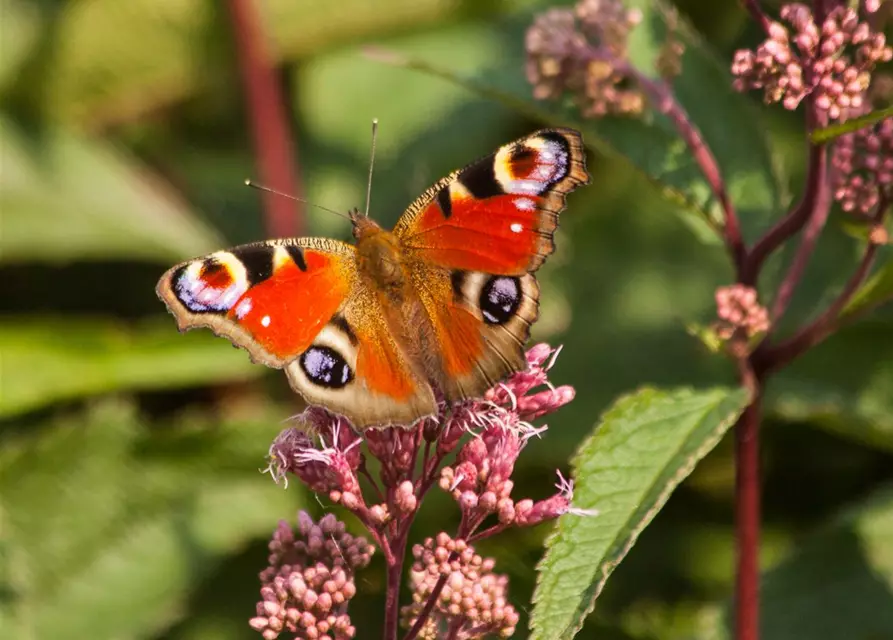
[833, 115, 893, 215]
[731, 3, 892, 120]
[715, 284, 771, 340]
[401, 534, 519, 639]
[250, 512, 375, 640]
[525, 0, 648, 116]
[257, 344, 584, 638]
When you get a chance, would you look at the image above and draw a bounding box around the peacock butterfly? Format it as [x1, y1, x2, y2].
[157, 129, 590, 428]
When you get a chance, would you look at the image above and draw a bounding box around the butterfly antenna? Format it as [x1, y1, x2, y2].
[364, 118, 378, 218]
[244, 180, 352, 222]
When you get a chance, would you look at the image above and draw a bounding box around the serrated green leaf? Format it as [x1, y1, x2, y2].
[0, 316, 261, 417]
[0, 114, 224, 264]
[840, 257, 893, 319]
[530, 386, 750, 639]
[0, 399, 298, 640]
[369, 0, 785, 244]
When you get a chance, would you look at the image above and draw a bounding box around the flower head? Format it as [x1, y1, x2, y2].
[732, 3, 892, 120]
[250, 511, 374, 640]
[714, 284, 770, 340]
[832, 115, 893, 214]
[526, 0, 649, 117]
[400, 534, 519, 639]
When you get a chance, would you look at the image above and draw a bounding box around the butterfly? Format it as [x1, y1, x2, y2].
[157, 129, 590, 429]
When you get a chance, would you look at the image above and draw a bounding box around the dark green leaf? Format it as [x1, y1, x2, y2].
[531, 386, 750, 639]
[769, 318, 893, 452]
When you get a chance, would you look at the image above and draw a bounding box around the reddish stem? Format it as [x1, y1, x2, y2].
[226, 0, 303, 238]
[734, 361, 762, 640]
[384, 530, 408, 640]
[743, 124, 828, 286]
[623, 59, 746, 272]
[741, 0, 774, 35]
[769, 165, 834, 322]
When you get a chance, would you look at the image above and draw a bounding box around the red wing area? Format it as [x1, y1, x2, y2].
[394, 128, 589, 276]
[227, 250, 350, 360]
[429, 303, 485, 378]
[399, 194, 543, 275]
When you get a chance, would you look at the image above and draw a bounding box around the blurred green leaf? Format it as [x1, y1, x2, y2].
[0, 0, 41, 87]
[710, 486, 893, 639]
[15, 0, 489, 127]
[369, 0, 785, 244]
[769, 318, 893, 452]
[0, 399, 298, 640]
[0, 317, 261, 417]
[0, 114, 225, 264]
[841, 258, 893, 319]
[530, 386, 749, 639]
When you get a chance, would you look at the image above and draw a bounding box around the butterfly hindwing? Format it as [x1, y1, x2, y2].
[157, 238, 437, 427]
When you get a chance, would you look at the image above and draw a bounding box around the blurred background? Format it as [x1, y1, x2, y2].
[2, 0, 892, 638]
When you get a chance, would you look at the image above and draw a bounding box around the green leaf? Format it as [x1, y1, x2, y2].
[0, 399, 299, 640]
[530, 386, 750, 639]
[0, 316, 261, 417]
[810, 105, 893, 144]
[710, 486, 893, 639]
[840, 258, 893, 319]
[0, 114, 225, 264]
[368, 0, 785, 243]
[769, 318, 893, 452]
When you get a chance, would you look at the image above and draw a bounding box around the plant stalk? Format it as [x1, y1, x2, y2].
[226, 0, 303, 238]
[734, 365, 762, 640]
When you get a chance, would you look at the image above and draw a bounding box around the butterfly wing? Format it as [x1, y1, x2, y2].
[156, 238, 437, 428]
[394, 128, 589, 402]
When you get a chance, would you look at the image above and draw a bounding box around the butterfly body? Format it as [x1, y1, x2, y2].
[157, 129, 590, 428]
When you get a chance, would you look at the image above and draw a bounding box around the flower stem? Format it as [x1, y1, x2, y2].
[734, 360, 762, 640]
[226, 0, 303, 238]
[741, 0, 774, 35]
[743, 121, 828, 286]
[384, 531, 408, 640]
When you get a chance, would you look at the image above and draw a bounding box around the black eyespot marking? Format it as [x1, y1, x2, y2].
[286, 244, 308, 271]
[480, 276, 522, 325]
[539, 131, 571, 157]
[436, 186, 453, 219]
[450, 270, 468, 301]
[330, 314, 358, 347]
[458, 154, 504, 199]
[235, 246, 275, 286]
[300, 346, 353, 389]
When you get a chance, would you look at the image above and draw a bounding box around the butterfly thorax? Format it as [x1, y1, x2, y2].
[353, 217, 408, 294]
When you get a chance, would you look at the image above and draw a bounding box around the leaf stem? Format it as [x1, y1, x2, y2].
[592, 52, 746, 273]
[758, 194, 890, 374]
[743, 111, 829, 286]
[226, 0, 303, 238]
[769, 163, 834, 323]
[384, 530, 408, 640]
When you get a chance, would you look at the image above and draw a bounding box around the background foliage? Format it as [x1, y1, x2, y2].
[1, 0, 892, 638]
